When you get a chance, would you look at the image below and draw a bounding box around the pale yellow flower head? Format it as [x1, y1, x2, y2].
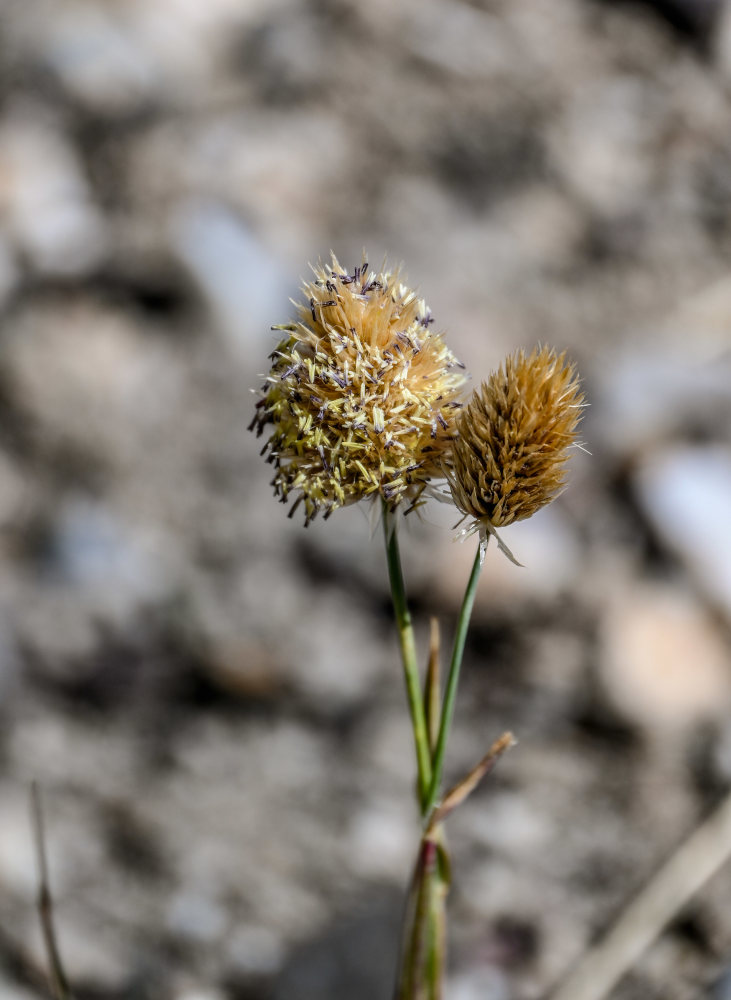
[450, 346, 583, 540]
[251, 254, 468, 524]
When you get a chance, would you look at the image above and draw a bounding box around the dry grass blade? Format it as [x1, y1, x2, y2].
[549, 787, 731, 1000]
[425, 617, 441, 754]
[30, 783, 72, 1000]
[428, 732, 515, 831]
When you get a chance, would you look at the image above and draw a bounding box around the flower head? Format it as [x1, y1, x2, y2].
[449, 346, 583, 545]
[251, 254, 467, 524]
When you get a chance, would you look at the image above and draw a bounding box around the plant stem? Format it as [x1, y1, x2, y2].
[383, 505, 432, 812]
[425, 542, 483, 816]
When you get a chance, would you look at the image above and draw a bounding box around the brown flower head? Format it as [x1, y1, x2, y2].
[449, 346, 583, 548]
[251, 254, 468, 524]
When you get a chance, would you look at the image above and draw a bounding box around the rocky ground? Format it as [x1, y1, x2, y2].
[1, 1, 731, 998]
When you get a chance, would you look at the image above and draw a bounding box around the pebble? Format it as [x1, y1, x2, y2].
[599, 581, 731, 732]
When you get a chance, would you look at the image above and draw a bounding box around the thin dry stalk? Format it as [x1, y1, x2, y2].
[425, 617, 442, 753]
[30, 783, 72, 1000]
[549, 788, 731, 1000]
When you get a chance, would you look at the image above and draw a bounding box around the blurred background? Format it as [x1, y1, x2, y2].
[1, 1, 731, 998]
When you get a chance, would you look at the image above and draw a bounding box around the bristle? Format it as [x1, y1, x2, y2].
[449, 346, 584, 530]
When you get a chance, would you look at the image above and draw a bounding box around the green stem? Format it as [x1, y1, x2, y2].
[394, 835, 446, 1000]
[383, 504, 432, 812]
[425, 542, 483, 816]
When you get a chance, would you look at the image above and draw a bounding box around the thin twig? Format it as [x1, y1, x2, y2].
[30, 783, 71, 1000]
[549, 788, 731, 1000]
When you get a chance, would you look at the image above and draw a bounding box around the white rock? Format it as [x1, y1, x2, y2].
[634, 446, 731, 615]
[447, 967, 510, 1000]
[0, 978, 40, 1000]
[347, 798, 414, 881]
[225, 925, 284, 977]
[171, 200, 292, 356]
[461, 791, 551, 855]
[0, 787, 38, 896]
[0, 104, 107, 275]
[166, 890, 227, 943]
[40, 7, 159, 113]
[599, 351, 731, 454]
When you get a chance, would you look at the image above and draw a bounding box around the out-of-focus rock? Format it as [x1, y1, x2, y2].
[459, 790, 553, 856]
[598, 351, 731, 454]
[0, 105, 108, 276]
[0, 981, 39, 1000]
[718, 1, 731, 76]
[346, 797, 414, 880]
[166, 890, 228, 944]
[599, 582, 731, 732]
[0, 453, 27, 529]
[52, 500, 172, 603]
[603, 0, 724, 46]
[711, 967, 731, 1000]
[280, 590, 391, 710]
[432, 504, 583, 613]
[8, 498, 177, 676]
[401, 1, 516, 81]
[0, 621, 20, 701]
[271, 896, 402, 1000]
[711, 721, 731, 785]
[0, 233, 18, 306]
[6, 298, 186, 470]
[38, 6, 160, 114]
[447, 967, 510, 1000]
[0, 787, 38, 896]
[27, 912, 135, 994]
[172, 200, 292, 356]
[176, 992, 228, 1000]
[548, 77, 658, 214]
[598, 276, 731, 454]
[634, 446, 731, 616]
[224, 924, 285, 978]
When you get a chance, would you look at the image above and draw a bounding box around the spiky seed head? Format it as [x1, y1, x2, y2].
[251, 253, 468, 524]
[449, 346, 583, 532]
